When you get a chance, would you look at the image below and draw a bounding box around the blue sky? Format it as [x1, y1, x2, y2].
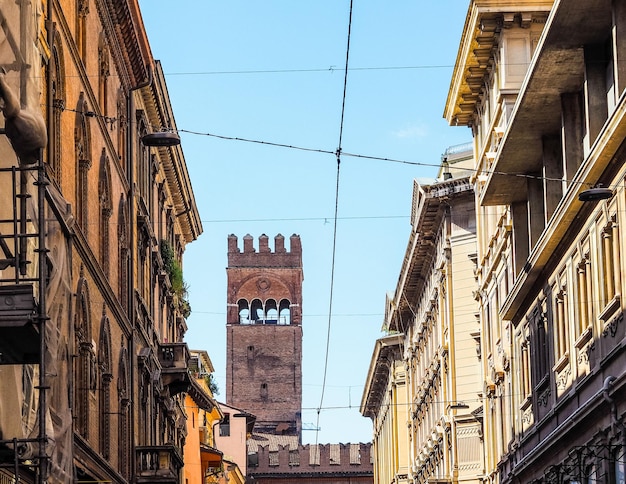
[138, 1, 471, 444]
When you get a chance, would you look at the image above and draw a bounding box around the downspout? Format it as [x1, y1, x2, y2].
[128, 62, 153, 483]
[601, 376, 625, 450]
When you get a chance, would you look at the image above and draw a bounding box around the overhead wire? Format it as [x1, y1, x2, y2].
[48, 103, 616, 191]
[315, 0, 354, 446]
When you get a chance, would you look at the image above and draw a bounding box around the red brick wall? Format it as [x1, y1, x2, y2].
[226, 234, 303, 436]
[248, 443, 374, 484]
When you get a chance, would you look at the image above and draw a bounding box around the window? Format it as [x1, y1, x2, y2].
[601, 215, 620, 307]
[98, 33, 109, 115]
[220, 414, 230, 437]
[98, 314, 112, 460]
[613, 446, 625, 484]
[75, 93, 92, 235]
[47, 34, 65, 183]
[520, 338, 531, 400]
[535, 312, 549, 380]
[554, 273, 569, 360]
[76, 0, 89, 63]
[99, 150, 112, 277]
[575, 255, 592, 338]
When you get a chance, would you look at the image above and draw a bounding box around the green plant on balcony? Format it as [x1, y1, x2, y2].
[160, 240, 192, 319]
[205, 373, 219, 396]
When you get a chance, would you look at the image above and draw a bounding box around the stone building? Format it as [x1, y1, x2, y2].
[361, 144, 482, 484]
[0, 1, 201, 482]
[360, 335, 408, 484]
[445, 0, 626, 483]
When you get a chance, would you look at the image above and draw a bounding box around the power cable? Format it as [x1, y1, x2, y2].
[315, 0, 353, 446]
[50, 103, 612, 191]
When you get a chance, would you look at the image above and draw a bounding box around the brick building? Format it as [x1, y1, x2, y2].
[0, 1, 201, 483]
[224, 234, 373, 484]
[248, 440, 373, 484]
[226, 233, 303, 438]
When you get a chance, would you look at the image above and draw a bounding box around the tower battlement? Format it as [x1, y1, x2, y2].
[227, 234, 302, 268]
[248, 442, 373, 478]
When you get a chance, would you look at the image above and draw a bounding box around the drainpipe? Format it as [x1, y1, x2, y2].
[128, 63, 153, 483]
[601, 375, 625, 452]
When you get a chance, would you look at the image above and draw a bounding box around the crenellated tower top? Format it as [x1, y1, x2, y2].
[227, 233, 302, 268]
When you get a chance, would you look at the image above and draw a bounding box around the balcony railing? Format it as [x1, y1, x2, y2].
[158, 342, 190, 396]
[135, 445, 183, 484]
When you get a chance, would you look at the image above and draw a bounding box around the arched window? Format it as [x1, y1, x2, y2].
[116, 90, 127, 175]
[76, 0, 89, 63]
[279, 299, 291, 325]
[238, 299, 250, 324]
[250, 299, 263, 323]
[98, 308, 112, 460]
[47, 33, 65, 183]
[265, 299, 278, 324]
[98, 149, 112, 277]
[118, 193, 129, 311]
[74, 269, 93, 438]
[139, 368, 152, 445]
[117, 341, 130, 479]
[97, 33, 109, 115]
[75, 93, 92, 235]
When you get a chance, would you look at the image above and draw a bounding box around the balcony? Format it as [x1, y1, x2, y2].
[0, 284, 38, 364]
[158, 342, 190, 396]
[135, 445, 183, 484]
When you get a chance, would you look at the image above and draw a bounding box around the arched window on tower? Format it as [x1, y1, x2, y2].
[265, 299, 278, 324]
[250, 299, 263, 323]
[279, 299, 291, 325]
[238, 299, 250, 324]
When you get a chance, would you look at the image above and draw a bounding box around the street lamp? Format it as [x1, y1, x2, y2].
[578, 186, 613, 202]
[141, 131, 180, 147]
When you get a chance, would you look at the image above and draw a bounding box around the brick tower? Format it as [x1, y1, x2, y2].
[226, 234, 303, 438]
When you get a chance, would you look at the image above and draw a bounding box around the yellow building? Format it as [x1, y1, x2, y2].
[362, 145, 483, 484]
[446, 1, 626, 483]
[0, 1, 201, 482]
[361, 334, 409, 484]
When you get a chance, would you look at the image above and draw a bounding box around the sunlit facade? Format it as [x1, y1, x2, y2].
[446, 0, 626, 483]
[363, 145, 483, 484]
[0, 1, 201, 482]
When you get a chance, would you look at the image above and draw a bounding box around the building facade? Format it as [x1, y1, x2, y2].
[0, 1, 201, 482]
[184, 350, 225, 484]
[362, 145, 482, 484]
[361, 335, 409, 484]
[225, 233, 303, 438]
[214, 401, 256, 479]
[247, 441, 373, 484]
[446, 0, 626, 483]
